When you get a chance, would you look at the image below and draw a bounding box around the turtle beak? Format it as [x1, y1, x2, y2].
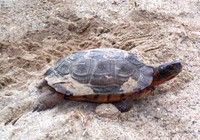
[167, 60, 182, 74]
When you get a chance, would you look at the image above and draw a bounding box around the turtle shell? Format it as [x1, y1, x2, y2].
[44, 48, 153, 97]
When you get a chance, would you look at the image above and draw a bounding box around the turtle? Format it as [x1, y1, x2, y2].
[33, 48, 182, 112]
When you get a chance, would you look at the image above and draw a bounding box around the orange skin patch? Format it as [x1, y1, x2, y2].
[151, 71, 177, 86]
[137, 88, 153, 99]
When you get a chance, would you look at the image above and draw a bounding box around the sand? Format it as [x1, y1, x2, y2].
[0, 0, 199, 139]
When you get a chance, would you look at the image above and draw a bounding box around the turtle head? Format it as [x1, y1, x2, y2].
[152, 60, 182, 86]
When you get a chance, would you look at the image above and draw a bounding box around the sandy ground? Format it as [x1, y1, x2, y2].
[0, 0, 199, 139]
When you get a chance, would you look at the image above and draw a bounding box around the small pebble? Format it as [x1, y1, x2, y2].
[95, 103, 121, 119]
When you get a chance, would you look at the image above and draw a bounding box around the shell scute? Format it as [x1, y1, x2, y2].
[54, 60, 70, 76]
[71, 59, 91, 84]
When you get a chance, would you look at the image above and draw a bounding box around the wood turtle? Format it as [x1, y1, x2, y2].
[33, 48, 182, 112]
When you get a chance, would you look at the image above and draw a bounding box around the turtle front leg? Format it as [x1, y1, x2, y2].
[113, 96, 133, 112]
[33, 92, 65, 112]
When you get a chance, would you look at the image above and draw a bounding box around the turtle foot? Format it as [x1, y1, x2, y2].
[33, 93, 64, 112]
[113, 97, 133, 112]
[33, 102, 50, 112]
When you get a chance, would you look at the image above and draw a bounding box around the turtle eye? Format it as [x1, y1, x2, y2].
[168, 65, 175, 70]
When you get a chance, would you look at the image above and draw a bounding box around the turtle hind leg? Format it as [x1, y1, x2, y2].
[33, 92, 65, 112]
[113, 97, 133, 112]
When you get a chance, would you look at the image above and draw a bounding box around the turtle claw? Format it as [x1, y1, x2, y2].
[32, 105, 38, 112]
[33, 102, 49, 112]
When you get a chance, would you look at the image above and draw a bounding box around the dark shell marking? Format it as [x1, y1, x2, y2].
[45, 48, 153, 100]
